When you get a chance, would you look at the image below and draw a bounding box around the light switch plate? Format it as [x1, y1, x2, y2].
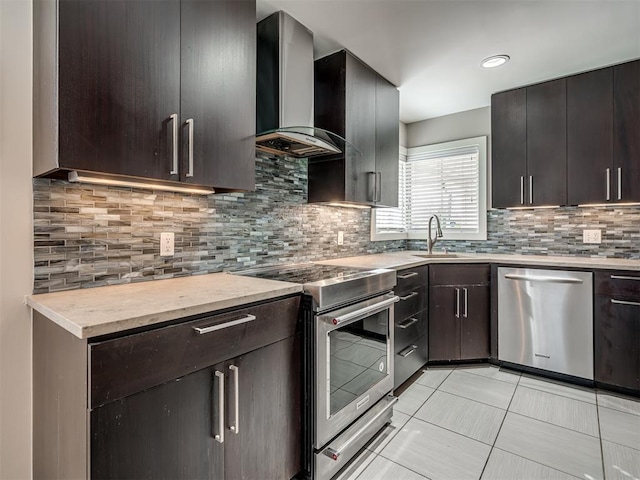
[337, 231, 344, 245]
[160, 232, 175, 256]
[583, 229, 602, 244]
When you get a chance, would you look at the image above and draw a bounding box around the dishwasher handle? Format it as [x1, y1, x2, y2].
[503, 274, 584, 284]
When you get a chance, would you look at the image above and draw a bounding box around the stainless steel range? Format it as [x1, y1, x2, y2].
[236, 263, 398, 480]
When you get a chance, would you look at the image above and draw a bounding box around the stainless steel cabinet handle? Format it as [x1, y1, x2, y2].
[213, 371, 224, 443]
[398, 317, 419, 329]
[529, 176, 533, 204]
[193, 314, 256, 334]
[606, 168, 611, 200]
[504, 274, 584, 284]
[455, 288, 460, 318]
[520, 176, 524, 205]
[186, 118, 194, 178]
[611, 275, 640, 281]
[399, 345, 418, 357]
[397, 272, 418, 280]
[323, 396, 398, 461]
[611, 299, 640, 307]
[617, 167, 622, 200]
[375, 172, 382, 202]
[229, 365, 239, 435]
[169, 113, 178, 175]
[463, 287, 468, 318]
[399, 292, 419, 301]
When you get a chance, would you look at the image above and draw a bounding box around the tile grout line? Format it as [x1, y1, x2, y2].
[477, 369, 523, 480]
[596, 389, 607, 480]
[490, 446, 584, 480]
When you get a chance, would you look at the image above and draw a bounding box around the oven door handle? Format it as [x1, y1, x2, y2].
[328, 295, 399, 327]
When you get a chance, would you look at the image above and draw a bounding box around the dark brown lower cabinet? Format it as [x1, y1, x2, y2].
[595, 300, 640, 392]
[91, 336, 301, 480]
[34, 295, 302, 480]
[428, 265, 490, 362]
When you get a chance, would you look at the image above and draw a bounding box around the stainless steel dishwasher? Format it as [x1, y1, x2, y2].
[498, 267, 593, 380]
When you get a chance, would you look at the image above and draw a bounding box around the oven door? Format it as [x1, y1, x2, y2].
[315, 292, 398, 449]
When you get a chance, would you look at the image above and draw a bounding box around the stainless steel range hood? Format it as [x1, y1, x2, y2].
[256, 11, 356, 158]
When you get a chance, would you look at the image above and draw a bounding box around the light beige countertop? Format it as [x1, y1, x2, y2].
[27, 273, 302, 339]
[316, 251, 640, 271]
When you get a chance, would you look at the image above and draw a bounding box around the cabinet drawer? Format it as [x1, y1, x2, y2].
[595, 271, 640, 299]
[89, 295, 300, 408]
[395, 309, 427, 352]
[429, 264, 490, 286]
[394, 336, 427, 389]
[395, 287, 427, 320]
[396, 266, 428, 294]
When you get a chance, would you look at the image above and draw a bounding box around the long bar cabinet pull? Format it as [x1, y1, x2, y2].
[375, 172, 382, 202]
[193, 314, 256, 335]
[169, 113, 178, 175]
[463, 287, 468, 318]
[606, 168, 611, 201]
[617, 167, 622, 200]
[186, 118, 194, 178]
[611, 299, 640, 307]
[399, 292, 419, 301]
[529, 176, 533, 204]
[455, 288, 460, 318]
[397, 272, 418, 280]
[610, 275, 640, 281]
[398, 317, 419, 329]
[229, 365, 240, 434]
[520, 176, 524, 205]
[214, 371, 225, 443]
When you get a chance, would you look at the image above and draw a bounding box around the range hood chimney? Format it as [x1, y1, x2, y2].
[256, 12, 353, 158]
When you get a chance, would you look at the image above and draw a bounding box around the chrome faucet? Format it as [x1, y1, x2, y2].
[427, 215, 443, 254]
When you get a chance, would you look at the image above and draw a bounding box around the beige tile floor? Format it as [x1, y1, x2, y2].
[336, 365, 640, 480]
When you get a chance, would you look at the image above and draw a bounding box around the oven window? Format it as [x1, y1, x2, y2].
[329, 309, 389, 415]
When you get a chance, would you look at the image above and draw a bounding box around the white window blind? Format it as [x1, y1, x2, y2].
[372, 136, 487, 241]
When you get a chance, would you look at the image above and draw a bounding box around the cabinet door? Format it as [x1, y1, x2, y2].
[375, 75, 400, 207]
[460, 285, 490, 360]
[613, 60, 640, 203]
[345, 53, 377, 204]
[594, 296, 640, 391]
[527, 78, 567, 206]
[567, 67, 613, 205]
[491, 88, 527, 208]
[180, 0, 256, 191]
[90, 366, 224, 479]
[224, 336, 302, 480]
[428, 286, 460, 361]
[58, 0, 181, 180]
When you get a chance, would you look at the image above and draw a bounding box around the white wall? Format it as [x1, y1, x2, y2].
[0, 0, 34, 478]
[406, 106, 490, 148]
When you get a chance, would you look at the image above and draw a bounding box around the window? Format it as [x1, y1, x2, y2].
[372, 136, 487, 241]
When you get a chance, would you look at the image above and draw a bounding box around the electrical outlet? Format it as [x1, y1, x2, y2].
[583, 229, 602, 244]
[337, 231, 344, 245]
[160, 232, 175, 256]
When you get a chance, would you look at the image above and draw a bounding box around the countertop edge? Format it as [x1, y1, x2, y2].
[27, 282, 303, 340]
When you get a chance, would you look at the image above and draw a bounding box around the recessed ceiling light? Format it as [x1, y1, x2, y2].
[481, 55, 510, 68]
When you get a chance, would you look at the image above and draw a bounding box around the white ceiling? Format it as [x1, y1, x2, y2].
[256, 0, 640, 124]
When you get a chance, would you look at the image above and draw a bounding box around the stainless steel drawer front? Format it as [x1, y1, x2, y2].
[498, 267, 594, 380]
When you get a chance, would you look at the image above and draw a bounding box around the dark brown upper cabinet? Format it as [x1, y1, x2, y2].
[613, 60, 640, 203]
[491, 88, 527, 208]
[527, 78, 567, 206]
[567, 67, 614, 205]
[491, 79, 567, 208]
[33, 0, 256, 193]
[312, 50, 400, 207]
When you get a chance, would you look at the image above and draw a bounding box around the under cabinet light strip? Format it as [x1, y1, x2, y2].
[68, 171, 215, 195]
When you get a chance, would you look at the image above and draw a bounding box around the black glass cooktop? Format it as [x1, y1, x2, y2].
[236, 263, 370, 285]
